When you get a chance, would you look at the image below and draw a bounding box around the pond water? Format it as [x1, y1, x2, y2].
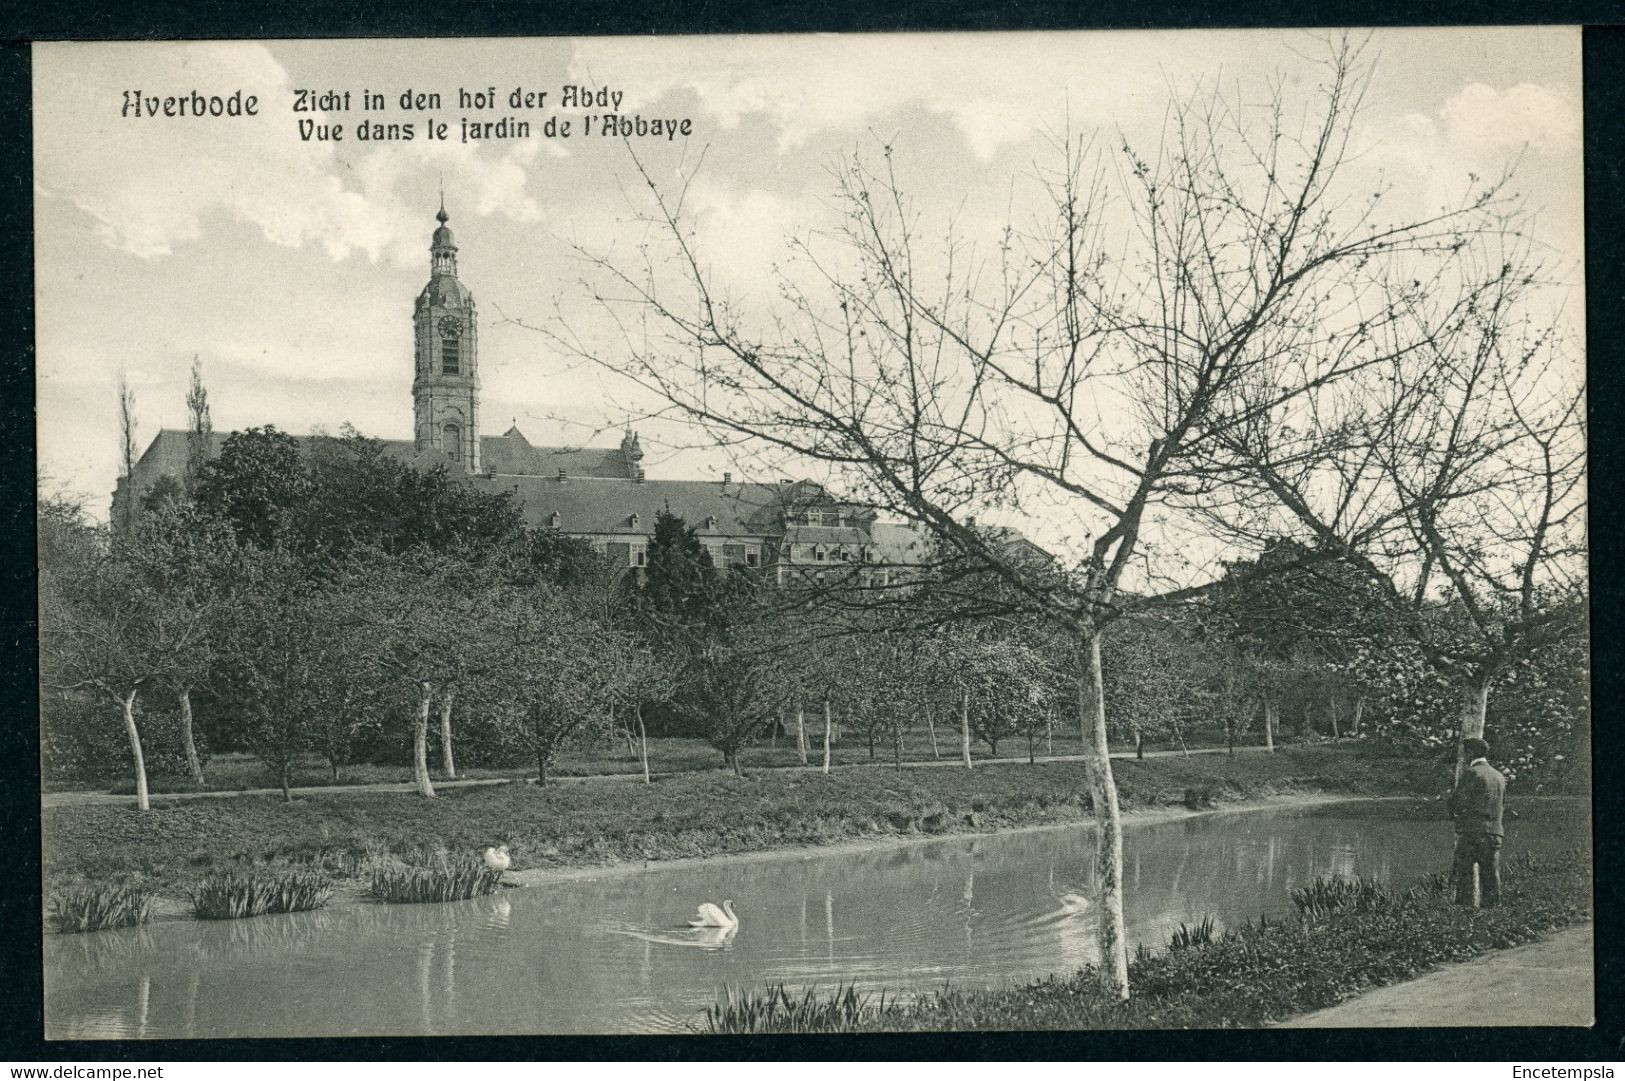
[44, 798, 1588, 1038]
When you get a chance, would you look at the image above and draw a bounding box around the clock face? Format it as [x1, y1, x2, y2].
[438, 316, 462, 339]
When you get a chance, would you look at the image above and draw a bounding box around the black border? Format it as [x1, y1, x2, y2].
[1, 5, 1619, 1063]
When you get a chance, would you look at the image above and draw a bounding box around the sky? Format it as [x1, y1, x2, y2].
[33, 28, 1584, 526]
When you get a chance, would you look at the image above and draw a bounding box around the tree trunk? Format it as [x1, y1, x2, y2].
[1328, 697, 1340, 741]
[1134, 727, 1144, 760]
[1226, 717, 1235, 757]
[1454, 676, 1492, 782]
[1027, 726, 1035, 765]
[771, 711, 778, 751]
[1079, 631, 1129, 1000]
[637, 703, 651, 785]
[796, 704, 808, 765]
[960, 687, 972, 770]
[822, 695, 833, 774]
[330, 757, 340, 782]
[1046, 710, 1053, 757]
[728, 748, 743, 778]
[893, 730, 902, 772]
[178, 686, 204, 786]
[412, 682, 436, 798]
[926, 706, 939, 759]
[867, 731, 875, 761]
[1176, 728, 1189, 756]
[120, 689, 150, 812]
[280, 761, 292, 803]
[1352, 695, 1365, 737]
[537, 748, 549, 786]
[439, 687, 457, 780]
[1263, 699, 1277, 753]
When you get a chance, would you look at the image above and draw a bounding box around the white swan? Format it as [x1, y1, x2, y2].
[1057, 891, 1092, 913]
[482, 845, 511, 872]
[688, 900, 739, 928]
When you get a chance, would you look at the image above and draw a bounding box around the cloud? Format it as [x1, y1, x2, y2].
[566, 33, 1154, 161]
[1440, 82, 1580, 157]
[33, 42, 549, 265]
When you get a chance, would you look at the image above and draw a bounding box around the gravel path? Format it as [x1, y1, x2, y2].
[1279, 922, 1594, 1028]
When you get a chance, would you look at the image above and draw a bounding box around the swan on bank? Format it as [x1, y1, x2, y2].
[483, 845, 512, 872]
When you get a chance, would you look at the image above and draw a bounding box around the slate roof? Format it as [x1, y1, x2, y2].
[781, 524, 869, 547]
[483, 475, 811, 536]
[128, 427, 638, 486]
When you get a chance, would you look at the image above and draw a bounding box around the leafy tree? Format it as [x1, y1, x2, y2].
[194, 426, 309, 547]
[217, 546, 330, 800]
[484, 581, 632, 785]
[39, 527, 215, 809]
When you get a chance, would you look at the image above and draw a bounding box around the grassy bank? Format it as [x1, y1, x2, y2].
[704, 850, 1592, 1032]
[43, 744, 1479, 906]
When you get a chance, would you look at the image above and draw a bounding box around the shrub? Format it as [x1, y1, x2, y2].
[48, 883, 154, 933]
[1289, 876, 1394, 920]
[367, 853, 504, 904]
[189, 871, 333, 920]
[1167, 915, 1217, 951]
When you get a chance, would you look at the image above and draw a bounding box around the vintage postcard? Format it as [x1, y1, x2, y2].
[33, 29, 1590, 1039]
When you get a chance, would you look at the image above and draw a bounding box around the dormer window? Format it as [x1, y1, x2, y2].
[548, 511, 561, 529]
[705, 515, 717, 529]
[813, 544, 827, 562]
[629, 513, 640, 529]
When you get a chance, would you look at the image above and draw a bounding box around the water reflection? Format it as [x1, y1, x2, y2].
[44, 801, 1588, 1038]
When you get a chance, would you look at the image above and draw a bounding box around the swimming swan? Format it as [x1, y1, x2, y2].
[483, 845, 512, 872]
[689, 900, 739, 928]
[1056, 891, 1092, 913]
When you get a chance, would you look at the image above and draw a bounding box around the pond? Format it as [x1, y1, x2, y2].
[43, 798, 1589, 1038]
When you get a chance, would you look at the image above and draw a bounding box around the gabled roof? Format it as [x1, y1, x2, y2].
[479, 428, 634, 479]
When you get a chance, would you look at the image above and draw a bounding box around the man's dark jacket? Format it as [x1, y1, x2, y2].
[1449, 759, 1507, 837]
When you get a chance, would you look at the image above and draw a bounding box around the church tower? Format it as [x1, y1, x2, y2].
[413, 198, 480, 471]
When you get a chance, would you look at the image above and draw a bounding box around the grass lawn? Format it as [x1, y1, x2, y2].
[46, 726, 1282, 796]
[43, 743, 1480, 904]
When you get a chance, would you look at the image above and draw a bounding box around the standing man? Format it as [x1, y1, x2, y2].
[1448, 737, 1508, 907]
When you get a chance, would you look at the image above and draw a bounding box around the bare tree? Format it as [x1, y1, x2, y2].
[1218, 286, 1584, 775]
[544, 39, 1522, 998]
[184, 356, 212, 496]
[116, 376, 139, 533]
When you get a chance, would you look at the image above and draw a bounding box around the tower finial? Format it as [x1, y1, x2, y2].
[436, 181, 448, 225]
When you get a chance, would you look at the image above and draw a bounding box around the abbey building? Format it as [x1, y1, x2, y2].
[114, 203, 937, 582]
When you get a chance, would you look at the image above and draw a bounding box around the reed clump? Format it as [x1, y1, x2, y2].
[367, 852, 504, 904]
[706, 982, 886, 1034]
[189, 870, 333, 920]
[48, 882, 154, 934]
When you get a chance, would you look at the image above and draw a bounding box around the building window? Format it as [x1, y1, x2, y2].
[745, 546, 760, 567]
[442, 337, 460, 375]
[814, 545, 826, 562]
[630, 541, 647, 568]
[442, 423, 461, 461]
